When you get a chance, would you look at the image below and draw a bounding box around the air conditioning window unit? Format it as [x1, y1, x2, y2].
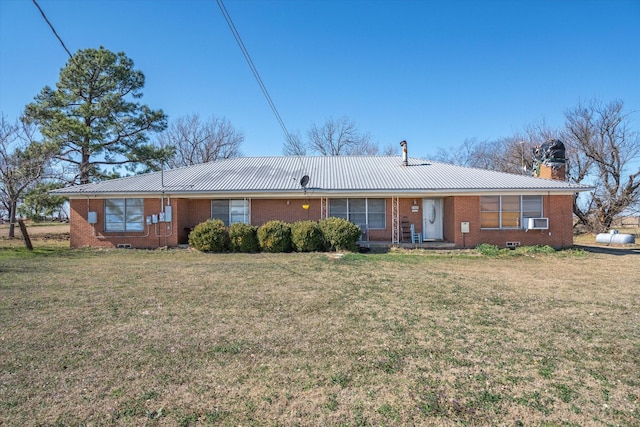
[527, 217, 549, 230]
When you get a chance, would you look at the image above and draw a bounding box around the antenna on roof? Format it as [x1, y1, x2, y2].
[300, 175, 310, 213]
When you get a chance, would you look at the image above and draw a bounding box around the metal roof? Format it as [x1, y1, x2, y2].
[52, 156, 592, 197]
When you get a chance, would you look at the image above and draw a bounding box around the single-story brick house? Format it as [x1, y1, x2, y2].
[52, 154, 591, 249]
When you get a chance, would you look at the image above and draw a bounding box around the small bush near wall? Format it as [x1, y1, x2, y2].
[291, 221, 325, 252]
[319, 217, 361, 251]
[257, 220, 292, 253]
[189, 219, 230, 252]
[229, 223, 259, 253]
[475, 243, 502, 256]
[476, 243, 557, 257]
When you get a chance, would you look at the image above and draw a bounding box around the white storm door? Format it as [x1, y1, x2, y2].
[423, 198, 443, 240]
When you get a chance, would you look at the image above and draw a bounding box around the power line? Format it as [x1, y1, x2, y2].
[215, 1, 320, 280]
[215, 0, 293, 144]
[32, 0, 74, 59]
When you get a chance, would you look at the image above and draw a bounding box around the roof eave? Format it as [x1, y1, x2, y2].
[59, 186, 592, 199]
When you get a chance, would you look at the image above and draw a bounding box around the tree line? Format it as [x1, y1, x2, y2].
[433, 100, 640, 232]
[1, 47, 638, 237]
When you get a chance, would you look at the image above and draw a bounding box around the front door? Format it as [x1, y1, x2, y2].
[422, 199, 443, 240]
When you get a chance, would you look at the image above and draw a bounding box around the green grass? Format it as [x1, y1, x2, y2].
[0, 244, 639, 425]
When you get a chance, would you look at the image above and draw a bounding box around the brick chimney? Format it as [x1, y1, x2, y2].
[532, 139, 566, 181]
[537, 163, 566, 181]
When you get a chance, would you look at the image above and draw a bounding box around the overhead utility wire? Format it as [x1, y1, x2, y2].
[215, 0, 293, 144]
[32, 0, 74, 59]
[216, 1, 317, 280]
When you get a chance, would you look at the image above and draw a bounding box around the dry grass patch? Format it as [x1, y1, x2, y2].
[0, 222, 70, 249]
[0, 246, 638, 426]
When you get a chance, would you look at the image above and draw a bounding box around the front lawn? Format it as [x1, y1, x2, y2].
[0, 246, 638, 425]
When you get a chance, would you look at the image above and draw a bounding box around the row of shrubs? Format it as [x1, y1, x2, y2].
[188, 217, 362, 253]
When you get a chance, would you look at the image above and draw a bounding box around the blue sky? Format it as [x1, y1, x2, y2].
[1, 0, 639, 159]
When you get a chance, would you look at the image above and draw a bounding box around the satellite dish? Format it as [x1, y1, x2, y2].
[300, 175, 310, 188]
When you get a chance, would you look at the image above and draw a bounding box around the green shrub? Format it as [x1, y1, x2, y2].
[257, 220, 292, 253]
[319, 217, 361, 251]
[188, 219, 229, 252]
[514, 245, 556, 255]
[229, 223, 259, 253]
[475, 243, 502, 256]
[476, 243, 557, 257]
[291, 221, 325, 252]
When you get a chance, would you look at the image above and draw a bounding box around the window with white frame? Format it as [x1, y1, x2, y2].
[211, 199, 249, 225]
[480, 195, 543, 229]
[105, 198, 145, 231]
[329, 198, 386, 229]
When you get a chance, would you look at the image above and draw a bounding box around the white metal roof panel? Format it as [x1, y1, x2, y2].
[52, 156, 592, 196]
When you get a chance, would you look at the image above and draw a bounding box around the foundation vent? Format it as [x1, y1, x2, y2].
[117, 244, 132, 249]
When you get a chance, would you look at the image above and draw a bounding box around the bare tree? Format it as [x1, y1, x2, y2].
[0, 115, 53, 238]
[308, 116, 377, 155]
[432, 100, 640, 231]
[433, 137, 531, 173]
[283, 116, 377, 156]
[563, 100, 640, 231]
[379, 143, 396, 156]
[434, 138, 481, 166]
[0, 116, 19, 232]
[282, 131, 307, 156]
[157, 114, 243, 168]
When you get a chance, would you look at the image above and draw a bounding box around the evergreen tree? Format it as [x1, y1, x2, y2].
[24, 47, 170, 184]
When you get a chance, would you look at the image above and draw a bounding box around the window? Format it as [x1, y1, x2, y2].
[480, 196, 500, 229]
[329, 198, 386, 229]
[105, 198, 144, 231]
[480, 195, 543, 229]
[349, 199, 367, 227]
[522, 195, 543, 221]
[367, 199, 386, 229]
[212, 199, 249, 225]
[501, 196, 521, 228]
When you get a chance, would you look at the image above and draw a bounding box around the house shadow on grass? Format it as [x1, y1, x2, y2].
[574, 244, 640, 256]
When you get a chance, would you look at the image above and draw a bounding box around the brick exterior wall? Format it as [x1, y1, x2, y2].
[69, 197, 179, 248]
[251, 199, 321, 226]
[443, 197, 456, 243]
[178, 199, 212, 244]
[444, 194, 574, 249]
[537, 164, 566, 181]
[69, 194, 575, 249]
[396, 198, 422, 242]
